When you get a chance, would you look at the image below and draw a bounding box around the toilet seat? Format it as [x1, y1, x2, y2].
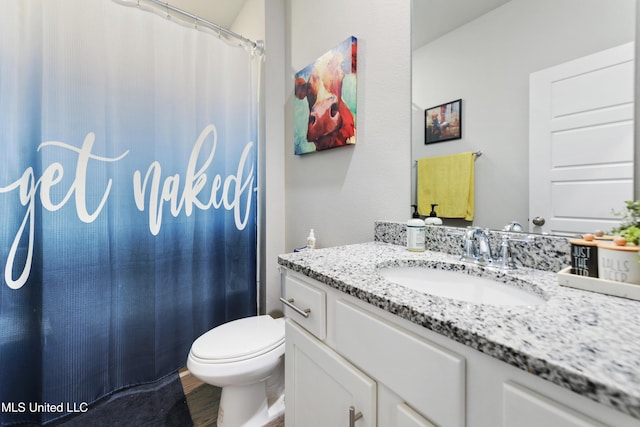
[186, 315, 286, 426]
[190, 315, 285, 364]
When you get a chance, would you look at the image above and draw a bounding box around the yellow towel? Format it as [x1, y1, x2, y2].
[417, 152, 474, 220]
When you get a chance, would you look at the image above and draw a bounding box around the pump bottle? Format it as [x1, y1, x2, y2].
[424, 204, 443, 225]
[407, 208, 425, 252]
[306, 229, 316, 249]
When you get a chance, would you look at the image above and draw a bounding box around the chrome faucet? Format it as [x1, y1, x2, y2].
[460, 227, 493, 265]
[459, 227, 533, 269]
[503, 221, 524, 232]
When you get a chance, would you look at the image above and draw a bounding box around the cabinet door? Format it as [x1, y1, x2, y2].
[396, 403, 437, 427]
[503, 382, 607, 427]
[285, 319, 376, 427]
[335, 300, 465, 427]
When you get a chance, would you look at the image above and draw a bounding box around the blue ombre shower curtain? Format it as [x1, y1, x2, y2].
[0, 1, 259, 425]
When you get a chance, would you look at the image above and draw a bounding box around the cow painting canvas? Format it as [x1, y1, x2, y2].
[294, 36, 357, 155]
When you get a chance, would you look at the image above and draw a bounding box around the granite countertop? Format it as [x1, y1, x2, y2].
[278, 241, 640, 420]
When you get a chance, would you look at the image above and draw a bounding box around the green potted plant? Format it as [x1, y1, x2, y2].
[612, 200, 640, 245]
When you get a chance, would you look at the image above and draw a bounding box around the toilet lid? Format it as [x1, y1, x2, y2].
[191, 315, 285, 363]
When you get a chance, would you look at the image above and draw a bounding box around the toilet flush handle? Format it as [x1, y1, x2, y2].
[279, 297, 311, 318]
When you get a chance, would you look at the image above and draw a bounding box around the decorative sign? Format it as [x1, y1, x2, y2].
[570, 239, 598, 277]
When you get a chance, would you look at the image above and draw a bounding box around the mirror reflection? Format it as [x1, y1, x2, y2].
[411, 0, 636, 235]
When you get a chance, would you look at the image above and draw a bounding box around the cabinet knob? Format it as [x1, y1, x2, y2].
[349, 405, 363, 426]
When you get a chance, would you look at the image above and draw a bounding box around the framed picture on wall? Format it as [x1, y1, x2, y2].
[425, 99, 462, 144]
[293, 36, 358, 155]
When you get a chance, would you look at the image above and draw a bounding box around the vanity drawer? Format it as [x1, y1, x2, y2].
[335, 300, 465, 427]
[397, 403, 436, 427]
[503, 382, 606, 427]
[282, 273, 326, 340]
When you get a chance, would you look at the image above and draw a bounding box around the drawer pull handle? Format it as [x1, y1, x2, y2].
[279, 297, 311, 318]
[349, 406, 363, 426]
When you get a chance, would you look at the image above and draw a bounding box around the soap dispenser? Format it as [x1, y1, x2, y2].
[424, 204, 443, 226]
[306, 229, 316, 249]
[407, 207, 426, 252]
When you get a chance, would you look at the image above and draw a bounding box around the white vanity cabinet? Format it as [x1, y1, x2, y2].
[282, 270, 458, 427]
[281, 269, 640, 427]
[283, 272, 376, 426]
[334, 300, 465, 427]
[285, 320, 376, 426]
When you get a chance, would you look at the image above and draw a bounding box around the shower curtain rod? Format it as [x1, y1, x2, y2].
[139, 0, 264, 55]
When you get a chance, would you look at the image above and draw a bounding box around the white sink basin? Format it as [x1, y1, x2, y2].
[379, 267, 545, 306]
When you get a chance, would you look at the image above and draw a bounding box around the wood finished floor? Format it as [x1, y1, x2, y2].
[180, 369, 285, 427]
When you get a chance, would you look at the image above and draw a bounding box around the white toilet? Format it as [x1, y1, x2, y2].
[186, 315, 285, 427]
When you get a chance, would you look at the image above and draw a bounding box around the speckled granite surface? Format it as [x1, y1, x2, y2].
[374, 220, 572, 272]
[278, 240, 640, 420]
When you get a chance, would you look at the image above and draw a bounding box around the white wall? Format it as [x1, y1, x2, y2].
[637, 1, 640, 202]
[230, 0, 264, 40]
[261, 1, 287, 315]
[412, 0, 636, 230]
[284, 0, 412, 251]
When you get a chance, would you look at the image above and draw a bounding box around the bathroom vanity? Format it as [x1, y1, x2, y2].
[278, 222, 640, 427]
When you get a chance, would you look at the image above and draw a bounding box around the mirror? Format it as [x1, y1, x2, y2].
[411, 0, 637, 234]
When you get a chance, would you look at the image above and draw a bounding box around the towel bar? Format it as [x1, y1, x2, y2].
[414, 150, 481, 165]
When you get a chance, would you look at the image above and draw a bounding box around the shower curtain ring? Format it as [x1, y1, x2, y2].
[165, 2, 170, 19]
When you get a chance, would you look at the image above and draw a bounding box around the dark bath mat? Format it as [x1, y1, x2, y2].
[47, 373, 193, 427]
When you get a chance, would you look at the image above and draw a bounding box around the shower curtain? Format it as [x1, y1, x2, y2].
[0, 1, 259, 425]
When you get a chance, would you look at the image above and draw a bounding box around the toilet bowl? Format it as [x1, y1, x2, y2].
[187, 315, 285, 427]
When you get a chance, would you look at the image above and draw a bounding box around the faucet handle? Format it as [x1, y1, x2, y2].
[457, 226, 493, 265]
[495, 235, 516, 269]
[474, 228, 493, 264]
[494, 235, 533, 269]
[456, 226, 478, 262]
